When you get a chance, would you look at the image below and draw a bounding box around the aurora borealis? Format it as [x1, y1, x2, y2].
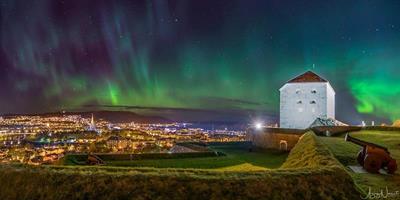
[1, 0, 400, 124]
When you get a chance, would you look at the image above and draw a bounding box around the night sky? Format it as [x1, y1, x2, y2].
[1, 0, 400, 124]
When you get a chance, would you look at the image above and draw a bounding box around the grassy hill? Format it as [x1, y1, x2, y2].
[0, 132, 361, 200]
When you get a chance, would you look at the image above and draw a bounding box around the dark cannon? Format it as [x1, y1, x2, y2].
[345, 133, 397, 174]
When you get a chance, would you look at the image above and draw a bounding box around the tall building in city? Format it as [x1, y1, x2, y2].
[88, 114, 96, 131]
[279, 71, 335, 129]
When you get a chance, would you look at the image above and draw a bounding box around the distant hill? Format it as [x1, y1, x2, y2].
[1, 107, 277, 127]
[75, 111, 171, 123]
[2, 110, 171, 124]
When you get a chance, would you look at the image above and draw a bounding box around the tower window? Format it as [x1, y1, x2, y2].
[311, 90, 317, 94]
[310, 100, 316, 104]
[297, 100, 302, 104]
[296, 89, 301, 94]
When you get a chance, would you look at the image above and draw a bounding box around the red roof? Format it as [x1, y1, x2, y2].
[287, 71, 327, 83]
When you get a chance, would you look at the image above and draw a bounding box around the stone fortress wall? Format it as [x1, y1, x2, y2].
[247, 128, 305, 151]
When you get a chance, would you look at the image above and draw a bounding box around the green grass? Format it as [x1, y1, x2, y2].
[101, 142, 288, 170]
[0, 162, 360, 200]
[281, 131, 342, 169]
[0, 132, 362, 199]
[319, 130, 400, 193]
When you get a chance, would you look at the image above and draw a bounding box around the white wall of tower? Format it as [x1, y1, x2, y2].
[326, 83, 335, 119]
[280, 82, 335, 129]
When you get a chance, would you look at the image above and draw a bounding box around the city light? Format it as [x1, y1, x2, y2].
[0, 114, 247, 165]
[254, 122, 263, 130]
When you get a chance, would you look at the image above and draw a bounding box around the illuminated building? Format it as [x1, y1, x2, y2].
[280, 71, 335, 129]
[87, 114, 97, 132]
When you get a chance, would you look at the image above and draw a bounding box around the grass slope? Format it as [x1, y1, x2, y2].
[281, 132, 340, 169]
[319, 130, 400, 194]
[0, 132, 361, 199]
[65, 142, 289, 170]
[0, 164, 359, 200]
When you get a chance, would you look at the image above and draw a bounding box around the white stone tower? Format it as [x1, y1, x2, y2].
[279, 71, 335, 129]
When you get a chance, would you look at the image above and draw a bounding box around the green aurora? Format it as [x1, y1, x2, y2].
[1, 0, 400, 123]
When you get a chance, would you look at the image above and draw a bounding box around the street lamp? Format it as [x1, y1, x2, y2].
[254, 122, 263, 130]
